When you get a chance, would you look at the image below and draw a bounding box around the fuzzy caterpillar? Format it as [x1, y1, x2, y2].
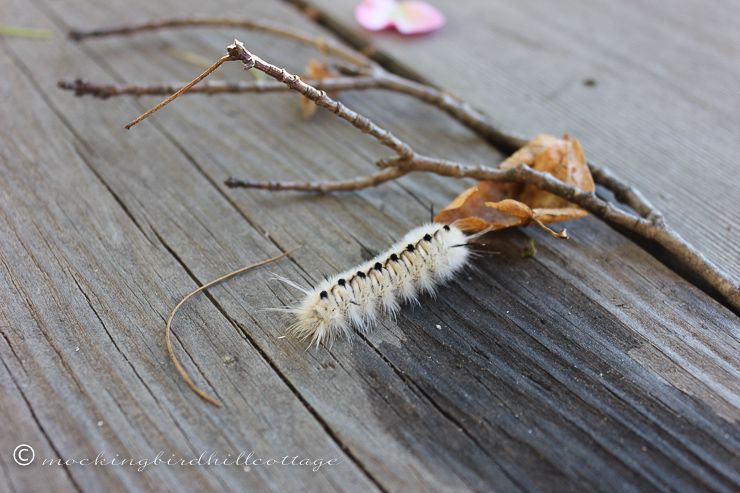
[282, 223, 480, 347]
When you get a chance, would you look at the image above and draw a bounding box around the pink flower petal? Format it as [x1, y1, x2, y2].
[355, 0, 397, 31]
[392, 1, 446, 34]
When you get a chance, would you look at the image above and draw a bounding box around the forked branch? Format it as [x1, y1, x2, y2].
[61, 21, 740, 311]
[59, 15, 522, 153]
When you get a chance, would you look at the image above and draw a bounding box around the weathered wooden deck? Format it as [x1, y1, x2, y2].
[1, 0, 738, 491]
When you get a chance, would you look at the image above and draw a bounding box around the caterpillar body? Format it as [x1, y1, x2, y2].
[283, 223, 480, 347]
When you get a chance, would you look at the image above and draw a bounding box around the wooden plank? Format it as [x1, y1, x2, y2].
[1, 0, 511, 491]
[303, 0, 740, 290]
[0, 0, 738, 491]
[0, 16, 380, 493]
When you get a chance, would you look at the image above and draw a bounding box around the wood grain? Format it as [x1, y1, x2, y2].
[0, 0, 738, 491]
[304, 0, 740, 291]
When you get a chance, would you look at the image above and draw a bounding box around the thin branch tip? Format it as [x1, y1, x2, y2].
[125, 55, 230, 129]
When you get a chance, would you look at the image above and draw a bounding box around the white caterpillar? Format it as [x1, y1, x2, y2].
[282, 223, 480, 347]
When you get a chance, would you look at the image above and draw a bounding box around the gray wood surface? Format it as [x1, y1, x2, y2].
[1, 0, 738, 492]
[306, 0, 740, 290]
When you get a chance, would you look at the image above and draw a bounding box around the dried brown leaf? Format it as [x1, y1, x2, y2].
[533, 207, 588, 224]
[435, 181, 523, 231]
[499, 134, 559, 170]
[518, 134, 594, 209]
[435, 134, 594, 237]
[301, 58, 334, 119]
[484, 200, 570, 238]
[486, 199, 533, 219]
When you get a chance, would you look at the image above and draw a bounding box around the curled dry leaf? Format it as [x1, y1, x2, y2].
[435, 134, 594, 238]
[300, 58, 335, 119]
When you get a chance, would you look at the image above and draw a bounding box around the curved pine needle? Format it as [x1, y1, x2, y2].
[125, 55, 229, 129]
[166, 246, 300, 407]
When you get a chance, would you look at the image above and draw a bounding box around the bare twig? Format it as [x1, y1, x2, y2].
[125, 55, 229, 129]
[63, 16, 520, 151]
[68, 16, 372, 69]
[59, 68, 523, 153]
[61, 22, 740, 311]
[588, 163, 665, 225]
[225, 167, 409, 192]
[57, 76, 380, 98]
[117, 39, 414, 157]
[227, 40, 414, 159]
